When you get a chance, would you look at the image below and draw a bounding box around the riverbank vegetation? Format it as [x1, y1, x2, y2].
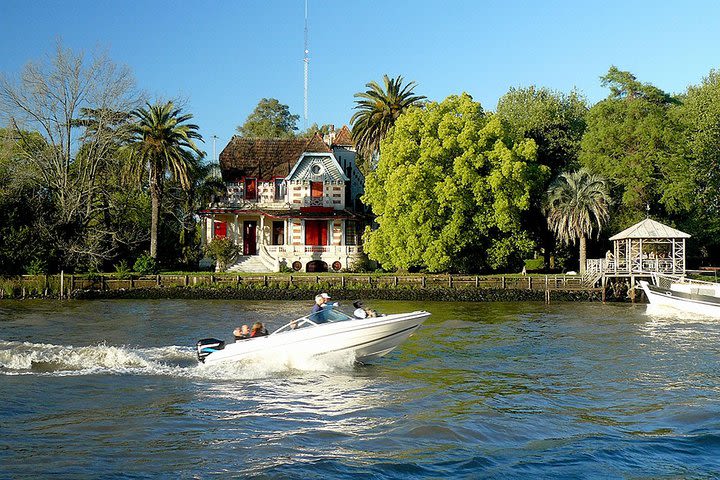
[2, 42, 720, 276]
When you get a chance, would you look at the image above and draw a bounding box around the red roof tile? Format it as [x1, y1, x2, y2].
[332, 125, 354, 146]
[219, 134, 331, 181]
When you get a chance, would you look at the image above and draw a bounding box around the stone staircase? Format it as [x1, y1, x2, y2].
[226, 255, 272, 273]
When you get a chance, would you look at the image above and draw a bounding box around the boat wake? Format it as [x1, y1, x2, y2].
[0, 339, 358, 379]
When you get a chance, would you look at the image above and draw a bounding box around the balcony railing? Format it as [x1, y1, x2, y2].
[586, 257, 678, 274]
[264, 245, 362, 255]
[302, 196, 335, 208]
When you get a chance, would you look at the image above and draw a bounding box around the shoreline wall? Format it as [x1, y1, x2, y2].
[0, 273, 626, 303]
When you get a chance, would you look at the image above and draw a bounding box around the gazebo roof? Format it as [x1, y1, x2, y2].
[609, 218, 691, 241]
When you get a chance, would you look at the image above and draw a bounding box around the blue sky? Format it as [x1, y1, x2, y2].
[2, 0, 719, 160]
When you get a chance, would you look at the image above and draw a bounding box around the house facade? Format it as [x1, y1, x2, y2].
[200, 126, 366, 272]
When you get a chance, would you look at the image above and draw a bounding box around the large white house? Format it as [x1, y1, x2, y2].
[200, 126, 366, 272]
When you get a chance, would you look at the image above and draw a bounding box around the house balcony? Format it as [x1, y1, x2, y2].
[302, 196, 335, 208]
[264, 244, 362, 256]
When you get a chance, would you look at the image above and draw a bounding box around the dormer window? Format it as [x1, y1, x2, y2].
[311, 164, 323, 175]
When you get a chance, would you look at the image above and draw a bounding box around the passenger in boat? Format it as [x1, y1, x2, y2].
[353, 300, 377, 319]
[311, 293, 335, 323]
[250, 322, 268, 337]
[233, 325, 250, 341]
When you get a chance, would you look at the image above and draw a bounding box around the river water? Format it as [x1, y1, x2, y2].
[1, 299, 719, 479]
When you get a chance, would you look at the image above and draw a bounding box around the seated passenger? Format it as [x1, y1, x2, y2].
[311, 293, 334, 323]
[233, 324, 250, 341]
[250, 322, 269, 337]
[353, 300, 377, 319]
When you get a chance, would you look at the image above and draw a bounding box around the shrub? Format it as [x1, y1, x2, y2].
[113, 260, 132, 279]
[204, 238, 240, 272]
[134, 253, 158, 275]
[347, 253, 374, 273]
[25, 258, 48, 276]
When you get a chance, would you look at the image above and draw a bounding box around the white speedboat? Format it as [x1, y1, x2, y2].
[196, 308, 430, 365]
[638, 273, 720, 316]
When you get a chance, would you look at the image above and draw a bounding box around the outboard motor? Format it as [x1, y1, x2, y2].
[196, 338, 225, 363]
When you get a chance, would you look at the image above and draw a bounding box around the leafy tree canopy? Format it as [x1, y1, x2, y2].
[496, 86, 587, 177]
[674, 69, 720, 256]
[601, 66, 676, 105]
[580, 67, 692, 229]
[236, 98, 299, 138]
[362, 93, 548, 273]
[299, 123, 334, 138]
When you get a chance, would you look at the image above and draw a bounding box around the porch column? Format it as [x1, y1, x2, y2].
[210, 214, 215, 241]
[234, 215, 239, 246]
[201, 216, 207, 247]
[682, 239, 686, 272]
[259, 215, 265, 246]
[672, 239, 676, 274]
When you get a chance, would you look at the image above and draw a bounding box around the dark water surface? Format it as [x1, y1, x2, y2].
[1, 299, 720, 479]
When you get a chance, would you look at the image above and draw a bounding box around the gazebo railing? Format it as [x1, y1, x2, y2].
[586, 257, 676, 274]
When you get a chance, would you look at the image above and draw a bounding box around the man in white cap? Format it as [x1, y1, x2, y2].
[310, 292, 334, 323]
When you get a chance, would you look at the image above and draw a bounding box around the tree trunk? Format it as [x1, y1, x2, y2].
[579, 236, 587, 274]
[150, 190, 160, 259]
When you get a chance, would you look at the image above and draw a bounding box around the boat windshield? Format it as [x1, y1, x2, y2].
[273, 307, 355, 335]
[308, 307, 353, 324]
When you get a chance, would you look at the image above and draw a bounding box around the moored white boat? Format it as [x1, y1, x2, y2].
[196, 308, 430, 365]
[638, 273, 720, 316]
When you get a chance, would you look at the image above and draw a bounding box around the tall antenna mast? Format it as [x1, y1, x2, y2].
[303, 0, 309, 129]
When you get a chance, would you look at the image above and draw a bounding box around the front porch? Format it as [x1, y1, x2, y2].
[200, 211, 364, 273]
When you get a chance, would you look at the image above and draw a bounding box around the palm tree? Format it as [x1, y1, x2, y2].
[545, 168, 611, 274]
[128, 101, 203, 259]
[350, 75, 425, 172]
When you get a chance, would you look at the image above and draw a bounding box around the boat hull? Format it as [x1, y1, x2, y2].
[639, 280, 720, 317]
[202, 311, 430, 365]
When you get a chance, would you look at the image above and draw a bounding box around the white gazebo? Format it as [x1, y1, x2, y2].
[587, 218, 691, 277]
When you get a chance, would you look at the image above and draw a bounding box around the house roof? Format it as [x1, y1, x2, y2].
[219, 133, 331, 181]
[609, 218, 691, 241]
[332, 125, 354, 147]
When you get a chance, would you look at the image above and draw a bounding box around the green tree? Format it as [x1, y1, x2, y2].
[579, 66, 691, 228]
[545, 168, 611, 274]
[127, 101, 204, 259]
[299, 123, 334, 138]
[350, 75, 425, 172]
[236, 98, 299, 138]
[674, 69, 720, 260]
[362, 93, 547, 273]
[0, 42, 140, 270]
[496, 86, 588, 268]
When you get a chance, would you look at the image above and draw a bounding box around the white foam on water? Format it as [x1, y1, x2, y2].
[0, 339, 358, 379]
[196, 349, 358, 380]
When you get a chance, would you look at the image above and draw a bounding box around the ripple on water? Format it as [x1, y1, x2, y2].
[1, 300, 720, 479]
